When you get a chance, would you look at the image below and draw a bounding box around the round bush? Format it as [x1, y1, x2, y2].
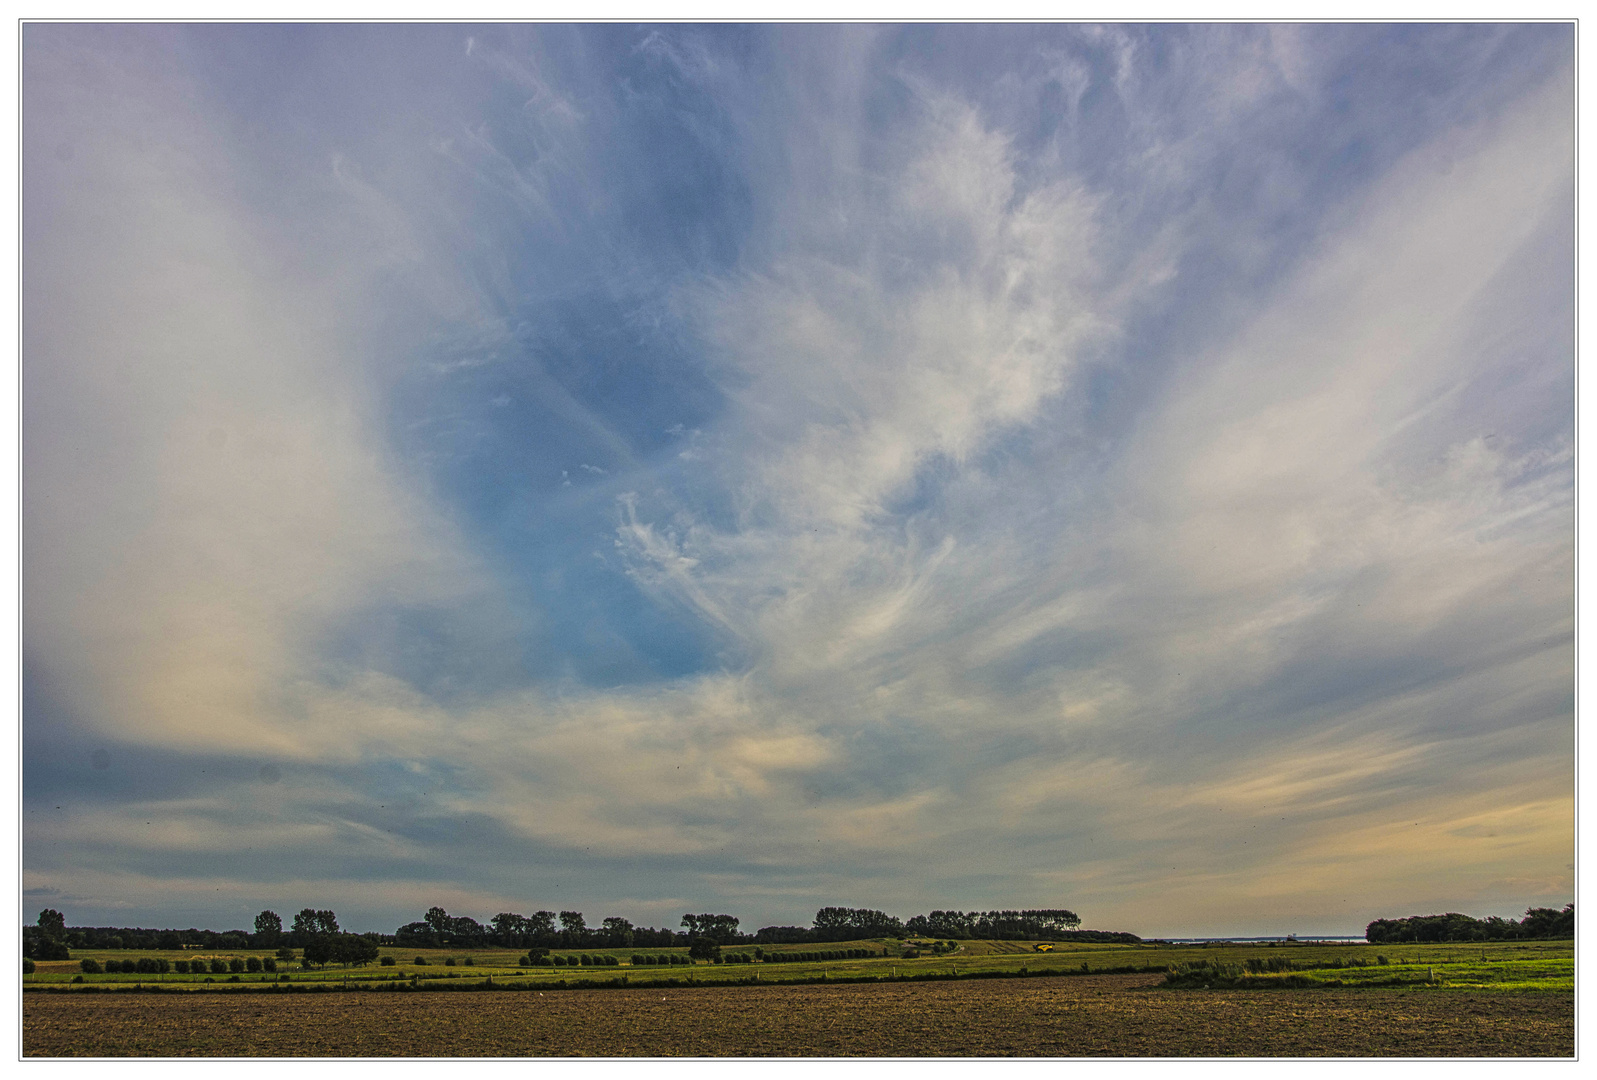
[23, 959, 34, 974]
[246, 956, 263, 973]
[155, 957, 170, 974]
[381, 956, 396, 967]
[174, 960, 190, 974]
[210, 958, 228, 974]
[263, 958, 277, 973]
[229, 958, 245, 973]
[463, 957, 474, 966]
[80, 958, 102, 974]
[630, 954, 645, 965]
[136, 957, 158, 974]
[519, 955, 532, 967]
[551, 955, 566, 967]
[414, 956, 427, 966]
[444, 957, 456, 967]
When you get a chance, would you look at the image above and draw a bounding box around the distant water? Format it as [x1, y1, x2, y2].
[1156, 936, 1366, 943]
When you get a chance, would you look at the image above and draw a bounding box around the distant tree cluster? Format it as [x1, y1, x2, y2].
[753, 908, 1096, 944]
[395, 907, 684, 951]
[680, 912, 740, 958]
[26, 900, 1130, 963]
[903, 910, 1082, 940]
[282, 908, 381, 967]
[1366, 905, 1574, 943]
[22, 909, 71, 961]
[24, 907, 303, 955]
[22, 907, 384, 970]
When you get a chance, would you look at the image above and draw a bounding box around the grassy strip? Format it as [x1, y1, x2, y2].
[22, 963, 1175, 995]
[1162, 957, 1573, 991]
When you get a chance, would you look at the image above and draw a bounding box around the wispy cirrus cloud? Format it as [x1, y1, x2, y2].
[23, 24, 1572, 937]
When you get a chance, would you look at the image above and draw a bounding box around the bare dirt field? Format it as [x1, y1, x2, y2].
[23, 974, 1574, 1057]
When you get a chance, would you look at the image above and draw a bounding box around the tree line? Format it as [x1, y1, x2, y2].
[1365, 904, 1574, 943]
[25, 900, 1579, 965]
[24, 903, 1132, 963]
[22, 907, 380, 968]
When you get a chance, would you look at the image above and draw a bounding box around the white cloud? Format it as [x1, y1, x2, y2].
[22, 31, 495, 760]
[23, 29, 1573, 933]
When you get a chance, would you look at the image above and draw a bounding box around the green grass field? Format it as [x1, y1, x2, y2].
[23, 937, 1574, 993]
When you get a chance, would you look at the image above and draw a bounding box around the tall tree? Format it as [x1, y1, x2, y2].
[37, 909, 66, 938]
[254, 910, 283, 943]
[425, 906, 450, 938]
[291, 908, 338, 945]
[491, 912, 528, 946]
[558, 911, 587, 945]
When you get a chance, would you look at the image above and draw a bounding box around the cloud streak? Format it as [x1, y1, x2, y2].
[23, 24, 1572, 937]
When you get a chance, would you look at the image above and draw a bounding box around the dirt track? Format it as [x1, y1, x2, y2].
[23, 974, 1575, 1057]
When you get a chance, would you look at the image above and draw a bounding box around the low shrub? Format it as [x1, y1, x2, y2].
[246, 956, 263, 973]
[630, 954, 645, 965]
[381, 956, 396, 967]
[229, 958, 245, 973]
[414, 957, 428, 966]
[72, 975, 84, 983]
[463, 957, 474, 966]
[263, 958, 277, 973]
[136, 957, 159, 974]
[80, 958, 102, 974]
[210, 959, 229, 975]
[174, 960, 190, 975]
[444, 958, 456, 967]
[23, 959, 34, 975]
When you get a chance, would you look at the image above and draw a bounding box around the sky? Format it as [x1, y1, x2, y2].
[20, 23, 1574, 938]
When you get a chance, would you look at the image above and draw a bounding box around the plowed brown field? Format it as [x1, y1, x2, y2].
[22, 974, 1574, 1057]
